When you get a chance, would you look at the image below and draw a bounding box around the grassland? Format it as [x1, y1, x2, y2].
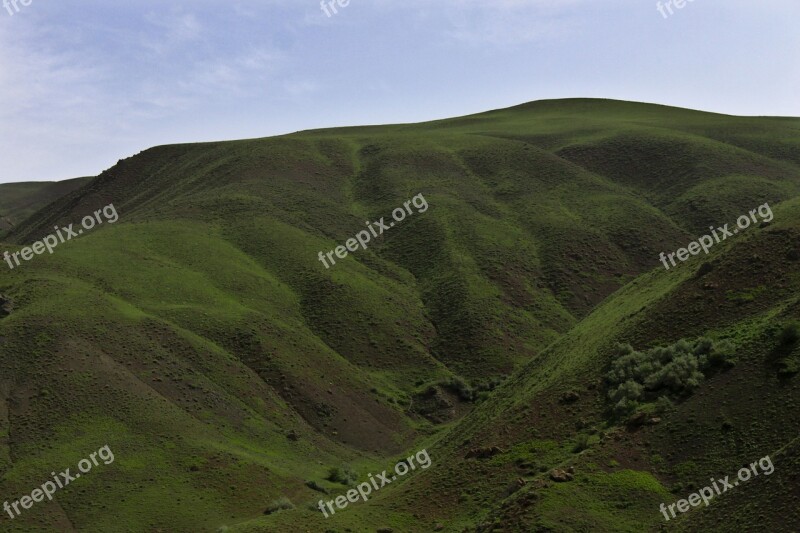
[0, 178, 92, 237]
[1, 99, 799, 532]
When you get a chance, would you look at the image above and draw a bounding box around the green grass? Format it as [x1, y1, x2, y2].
[1, 98, 800, 531]
[0, 177, 91, 237]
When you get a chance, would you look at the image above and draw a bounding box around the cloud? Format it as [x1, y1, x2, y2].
[140, 11, 203, 54]
[0, 3, 292, 181]
[322, 0, 606, 46]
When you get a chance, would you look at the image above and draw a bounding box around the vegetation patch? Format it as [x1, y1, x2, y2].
[263, 497, 294, 515]
[774, 321, 800, 375]
[606, 337, 735, 417]
[326, 465, 359, 486]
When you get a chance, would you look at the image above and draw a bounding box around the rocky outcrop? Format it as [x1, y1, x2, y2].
[550, 468, 574, 482]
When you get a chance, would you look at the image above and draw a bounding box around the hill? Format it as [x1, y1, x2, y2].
[0, 177, 92, 237]
[1, 98, 799, 532]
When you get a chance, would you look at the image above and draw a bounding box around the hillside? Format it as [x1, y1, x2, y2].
[1, 99, 799, 532]
[0, 178, 92, 237]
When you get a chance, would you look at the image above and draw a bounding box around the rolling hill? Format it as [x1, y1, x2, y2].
[0, 178, 92, 237]
[1, 98, 799, 532]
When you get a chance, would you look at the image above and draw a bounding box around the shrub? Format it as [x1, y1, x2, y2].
[264, 497, 294, 515]
[440, 376, 476, 401]
[326, 465, 358, 486]
[612, 397, 639, 418]
[654, 396, 674, 414]
[779, 322, 800, 347]
[573, 434, 591, 453]
[705, 339, 735, 367]
[305, 480, 328, 494]
[605, 337, 735, 417]
[474, 376, 504, 392]
[644, 353, 703, 393]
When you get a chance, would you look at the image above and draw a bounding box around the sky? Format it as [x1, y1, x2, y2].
[0, 0, 798, 184]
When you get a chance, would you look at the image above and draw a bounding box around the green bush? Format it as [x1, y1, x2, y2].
[264, 497, 294, 515]
[440, 376, 475, 401]
[437, 375, 504, 403]
[612, 397, 640, 418]
[654, 396, 674, 415]
[326, 465, 359, 486]
[606, 337, 734, 417]
[305, 480, 328, 494]
[474, 376, 504, 392]
[573, 433, 591, 453]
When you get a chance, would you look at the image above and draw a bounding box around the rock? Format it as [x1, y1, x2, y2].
[465, 446, 504, 459]
[530, 478, 550, 489]
[627, 412, 661, 427]
[504, 477, 527, 496]
[550, 469, 573, 482]
[627, 412, 649, 427]
[566, 466, 575, 474]
[434, 524, 445, 531]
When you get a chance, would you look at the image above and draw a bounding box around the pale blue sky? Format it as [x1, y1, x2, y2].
[0, 0, 798, 183]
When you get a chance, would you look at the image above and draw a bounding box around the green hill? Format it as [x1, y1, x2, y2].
[1, 99, 799, 532]
[0, 177, 92, 237]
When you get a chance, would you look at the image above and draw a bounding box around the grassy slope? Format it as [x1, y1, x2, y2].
[0, 177, 92, 236]
[1, 99, 799, 531]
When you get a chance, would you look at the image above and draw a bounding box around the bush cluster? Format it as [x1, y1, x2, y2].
[440, 376, 504, 402]
[606, 337, 734, 417]
[305, 479, 328, 494]
[326, 465, 359, 486]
